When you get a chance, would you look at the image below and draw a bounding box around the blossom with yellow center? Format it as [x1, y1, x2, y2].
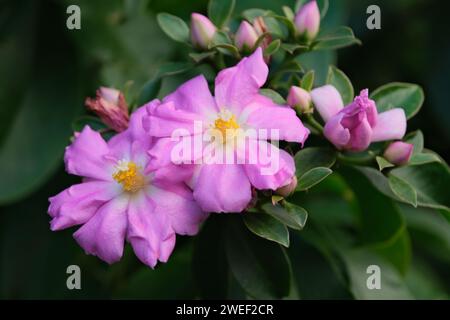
[213, 109, 240, 143]
[112, 160, 146, 193]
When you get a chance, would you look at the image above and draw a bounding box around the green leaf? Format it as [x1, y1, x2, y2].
[313, 26, 361, 51]
[225, 218, 292, 299]
[208, 0, 235, 28]
[409, 153, 441, 166]
[297, 167, 333, 191]
[295, 147, 336, 177]
[156, 13, 189, 43]
[261, 202, 308, 230]
[342, 249, 413, 299]
[267, 13, 296, 36]
[376, 156, 394, 171]
[192, 216, 229, 299]
[156, 62, 193, 77]
[0, 51, 81, 205]
[390, 162, 450, 211]
[280, 43, 308, 55]
[243, 212, 290, 247]
[137, 78, 162, 106]
[241, 8, 268, 22]
[404, 130, 424, 155]
[317, 0, 330, 19]
[282, 6, 295, 20]
[263, 39, 281, 56]
[210, 43, 240, 58]
[388, 174, 418, 207]
[259, 88, 286, 105]
[301, 70, 315, 91]
[340, 166, 405, 245]
[370, 82, 424, 119]
[326, 66, 354, 105]
[189, 51, 216, 63]
[72, 116, 107, 132]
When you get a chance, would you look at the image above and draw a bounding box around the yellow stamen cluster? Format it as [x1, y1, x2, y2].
[112, 161, 145, 193]
[213, 109, 240, 143]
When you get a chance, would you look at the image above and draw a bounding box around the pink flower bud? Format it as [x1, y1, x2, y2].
[235, 21, 259, 51]
[253, 17, 272, 48]
[85, 87, 129, 132]
[294, 1, 320, 40]
[190, 13, 216, 49]
[287, 86, 312, 113]
[383, 141, 414, 165]
[276, 176, 298, 198]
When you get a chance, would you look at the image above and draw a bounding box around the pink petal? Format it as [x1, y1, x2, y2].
[64, 126, 111, 181]
[242, 95, 310, 143]
[371, 108, 407, 142]
[127, 194, 175, 268]
[143, 101, 204, 137]
[163, 75, 218, 117]
[346, 117, 373, 151]
[244, 141, 295, 190]
[48, 181, 120, 230]
[215, 47, 268, 114]
[310, 85, 344, 122]
[148, 184, 208, 235]
[193, 164, 252, 213]
[323, 113, 351, 149]
[73, 195, 129, 264]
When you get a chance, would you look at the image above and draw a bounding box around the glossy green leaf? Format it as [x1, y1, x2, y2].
[241, 8, 268, 22]
[297, 167, 333, 191]
[404, 130, 424, 155]
[313, 26, 361, 51]
[225, 218, 292, 299]
[281, 43, 308, 55]
[326, 66, 354, 105]
[264, 39, 281, 56]
[156, 13, 189, 43]
[282, 6, 294, 20]
[208, 0, 235, 28]
[376, 156, 394, 171]
[409, 153, 441, 166]
[259, 88, 286, 105]
[137, 78, 162, 106]
[370, 82, 424, 119]
[301, 70, 315, 91]
[261, 202, 308, 230]
[295, 147, 336, 177]
[189, 51, 216, 63]
[243, 212, 290, 247]
[388, 174, 418, 207]
[390, 162, 450, 211]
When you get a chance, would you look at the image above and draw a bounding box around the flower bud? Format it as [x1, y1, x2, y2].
[190, 13, 216, 49]
[276, 176, 298, 198]
[294, 1, 320, 40]
[85, 87, 129, 132]
[235, 21, 259, 51]
[383, 141, 414, 165]
[287, 86, 312, 113]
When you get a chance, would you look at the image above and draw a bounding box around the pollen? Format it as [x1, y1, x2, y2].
[112, 161, 146, 193]
[213, 109, 240, 141]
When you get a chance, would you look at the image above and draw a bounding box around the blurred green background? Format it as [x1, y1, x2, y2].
[0, 0, 449, 299]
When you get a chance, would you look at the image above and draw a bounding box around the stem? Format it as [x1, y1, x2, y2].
[305, 113, 324, 134]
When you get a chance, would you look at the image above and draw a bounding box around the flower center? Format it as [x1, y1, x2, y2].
[213, 109, 240, 142]
[112, 160, 146, 193]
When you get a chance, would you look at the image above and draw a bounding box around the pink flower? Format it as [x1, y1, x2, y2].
[191, 13, 216, 49]
[144, 48, 310, 213]
[294, 1, 321, 40]
[287, 86, 312, 113]
[48, 105, 207, 267]
[384, 141, 414, 165]
[311, 85, 407, 152]
[85, 87, 129, 132]
[235, 21, 259, 51]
